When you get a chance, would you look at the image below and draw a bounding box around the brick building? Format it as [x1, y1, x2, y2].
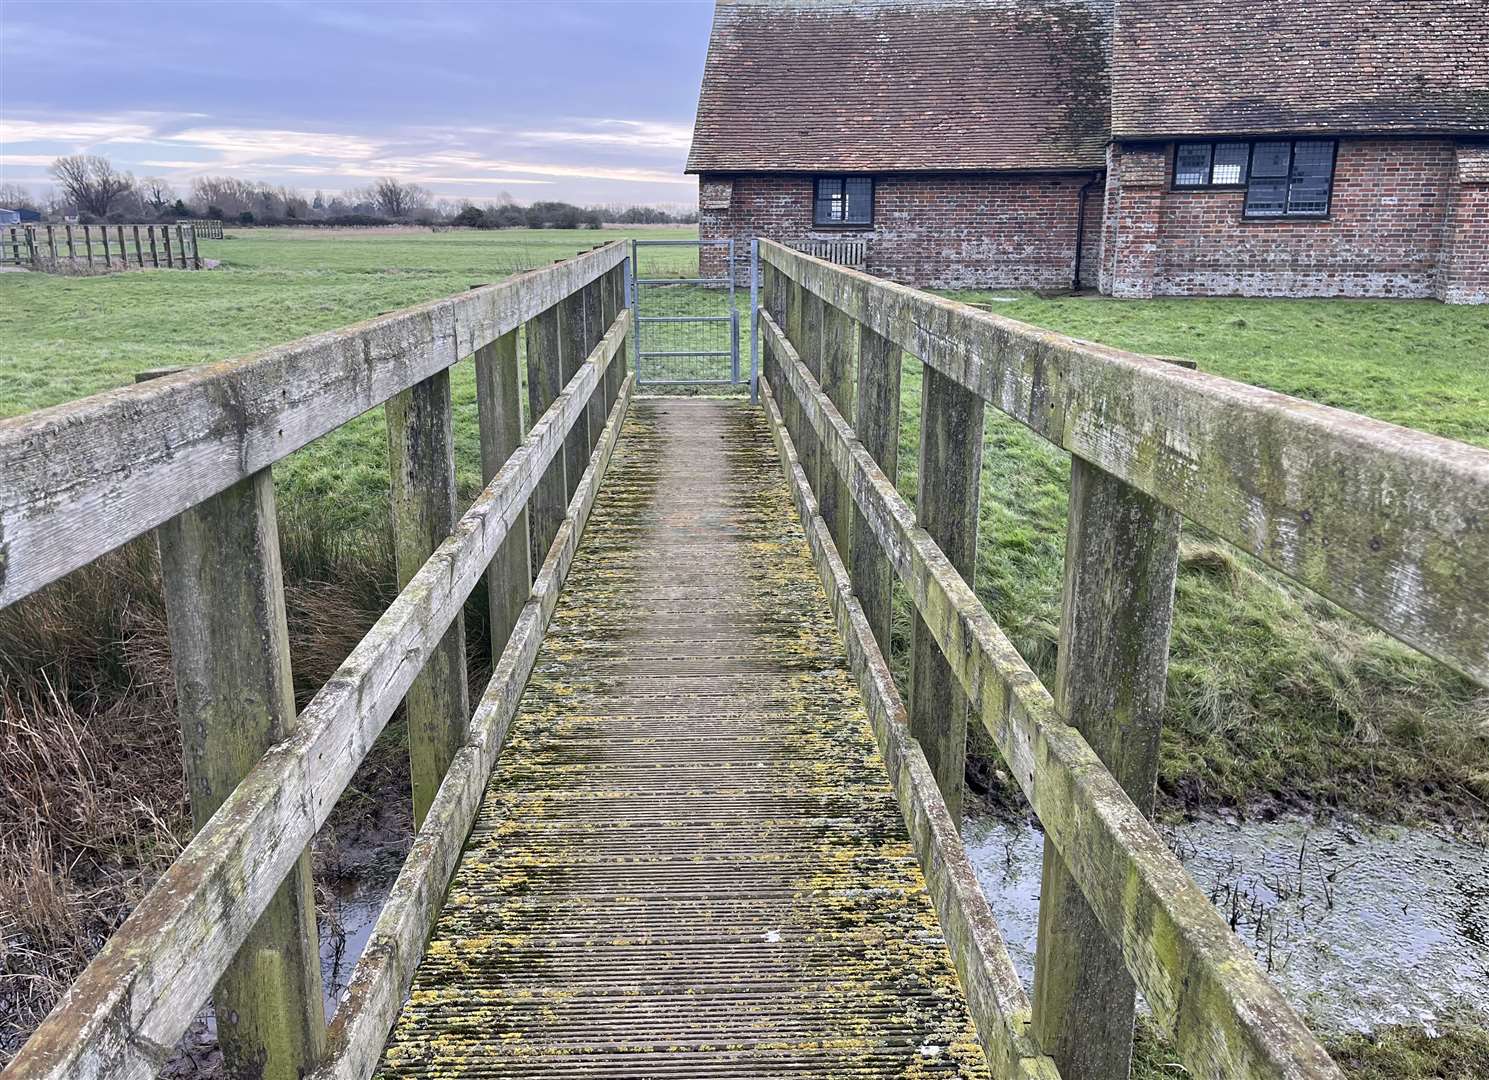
[687, 0, 1488, 303]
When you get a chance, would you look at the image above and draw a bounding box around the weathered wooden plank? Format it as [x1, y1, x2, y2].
[818, 301, 855, 555]
[313, 374, 634, 1080]
[526, 304, 567, 576]
[474, 329, 531, 663]
[0, 242, 627, 609]
[850, 323, 901, 657]
[582, 278, 606, 450]
[155, 468, 327, 1080]
[1030, 460, 1182, 1080]
[760, 378, 1059, 1080]
[796, 285, 825, 499]
[5, 309, 630, 1080]
[386, 371, 471, 827]
[761, 241, 1489, 686]
[558, 290, 591, 501]
[760, 310, 1341, 1080]
[910, 364, 984, 823]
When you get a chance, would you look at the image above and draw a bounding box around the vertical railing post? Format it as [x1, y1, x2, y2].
[45, 224, 57, 262]
[909, 366, 984, 823]
[191, 224, 202, 269]
[25, 226, 37, 267]
[176, 223, 189, 267]
[600, 263, 626, 410]
[100, 224, 111, 265]
[526, 303, 567, 573]
[749, 237, 760, 403]
[581, 278, 606, 450]
[474, 328, 532, 662]
[850, 324, 901, 657]
[64, 224, 75, 265]
[558, 290, 589, 501]
[116, 225, 127, 267]
[818, 302, 855, 555]
[386, 370, 471, 826]
[141, 362, 326, 1080]
[161, 224, 172, 267]
[1030, 460, 1181, 1080]
[133, 225, 144, 266]
[148, 224, 159, 267]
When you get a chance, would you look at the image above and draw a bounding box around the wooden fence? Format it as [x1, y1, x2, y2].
[0, 222, 202, 270]
[0, 242, 634, 1080]
[757, 238, 1489, 1080]
[190, 218, 225, 239]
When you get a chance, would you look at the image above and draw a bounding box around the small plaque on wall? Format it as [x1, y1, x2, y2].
[700, 179, 733, 210]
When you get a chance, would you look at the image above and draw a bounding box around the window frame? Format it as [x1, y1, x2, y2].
[812, 175, 875, 229]
[1170, 138, 1338, 220]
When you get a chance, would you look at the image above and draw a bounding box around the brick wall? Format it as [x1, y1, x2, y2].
[698, 172, 1099, 290]
[1105, 138, 1478, 301]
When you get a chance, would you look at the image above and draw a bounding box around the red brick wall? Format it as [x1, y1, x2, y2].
[698, 172, 1099, 290]
[1105, 138, 1475, 300]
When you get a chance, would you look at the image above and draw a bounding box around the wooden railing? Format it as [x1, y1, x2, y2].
[0, 241, 634, 1080]
[190, 218, 225, 240]
[757, 239, 1489, 1080]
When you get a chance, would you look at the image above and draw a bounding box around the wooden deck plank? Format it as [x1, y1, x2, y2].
[375, 398, 989, 1079]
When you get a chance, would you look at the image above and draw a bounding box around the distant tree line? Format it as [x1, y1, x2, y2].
[0, 154, 698, 230]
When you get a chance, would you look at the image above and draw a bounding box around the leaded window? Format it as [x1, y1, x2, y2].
[1173, 139, 1335, 218]
[813, 177, 873, 226]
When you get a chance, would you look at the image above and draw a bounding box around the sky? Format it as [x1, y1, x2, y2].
[0, 0, 717, 208]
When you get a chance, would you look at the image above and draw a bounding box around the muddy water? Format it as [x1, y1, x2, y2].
[961, 810, 1489, 1033]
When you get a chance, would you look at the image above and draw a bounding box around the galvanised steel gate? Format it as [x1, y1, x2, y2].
[629, 238, 743, 390]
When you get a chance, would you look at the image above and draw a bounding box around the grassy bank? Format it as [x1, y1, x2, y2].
[898, 291, 1489, 829]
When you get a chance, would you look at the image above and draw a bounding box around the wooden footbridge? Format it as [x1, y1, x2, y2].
[3, 241, 1485, 1080]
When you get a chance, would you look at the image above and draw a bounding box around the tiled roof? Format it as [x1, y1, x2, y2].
[686, 0, 1113, 174]
[1111, 0, 1489, 138]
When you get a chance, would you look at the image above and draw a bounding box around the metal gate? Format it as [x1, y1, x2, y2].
[630, 238, 743, 389]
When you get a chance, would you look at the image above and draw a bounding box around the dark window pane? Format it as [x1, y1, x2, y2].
[1175, 143, 1212, 186]
[844, 177, 872, 223]
[1212, 143, 1250, 185]
[814, 178, 844, 224]
[1291, 140, 1333, 177]
[1245, 178, 1288, 216]
[1287, 178, 1330, 215]
[1251, 141, 1291, 178]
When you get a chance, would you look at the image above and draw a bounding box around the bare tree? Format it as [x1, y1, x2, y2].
[0, 182, 37, 210]
[371, 177, 431, 219]
[49, 155, 135, 217]
[140, 177, 175, 215]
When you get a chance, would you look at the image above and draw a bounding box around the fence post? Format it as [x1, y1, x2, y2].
[818, 302, 855, 555]
[385, 370, 471, 826]
[133, 225, 143, 265]
[116, 225, 127, 266]
[146, 422, 327, 1078]
[161, 224, 172, 267]
[850, 325, 901, 657]
[45, 224, 57, 261]
[909, 366, 984, 823]
[474, 328, 532, 663]
[749, 238, 761, 403]
[191, 224, 202, 269]
[63, 224, 75, 265]
[558, 290, 590, 500]
[101, 224, 112, 265]
[25, 226, 37, 267]
[582, 278, 606, 450]
[148, 225, 159, 267]
[176, 223, 188, 268]
[526, 303, 567, 573]
[599, 264, 625, 410]
[1030, 460, 1181, 1080]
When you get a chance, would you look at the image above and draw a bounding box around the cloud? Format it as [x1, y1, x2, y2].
[520, 119, 694, 152]
[161, 127, 386, 163]
[0, 116, 160, 146]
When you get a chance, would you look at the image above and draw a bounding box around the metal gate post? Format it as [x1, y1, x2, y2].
[628, 238, 642, 386]
[728, 239, 740, 386]
[749, 237, 760, 404]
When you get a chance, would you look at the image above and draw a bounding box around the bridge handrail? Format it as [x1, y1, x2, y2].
[752, 234, 1489, 1079]
[0, 241, 628, 608]
[761, 241, 1489, 687]
[5, 246, 634, 1080]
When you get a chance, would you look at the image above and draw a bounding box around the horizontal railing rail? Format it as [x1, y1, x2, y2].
[763, 242, 1489, 686]
[752, 236, 1489, 1078]
[4, 243, 634, 1080]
